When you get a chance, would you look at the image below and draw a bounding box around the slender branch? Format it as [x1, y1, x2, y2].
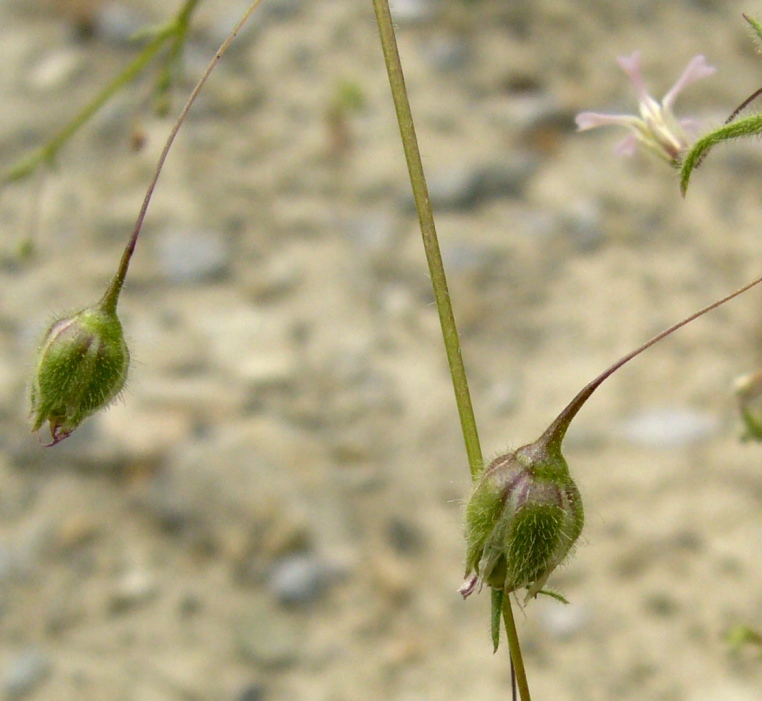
[502, 594, 532, 701]
[154, 0, 203, 114]
[541, 270, 762, 454]
[725, 87, 762, 125]
[370, 0, 483, 482]
[101, 0, 266, 312]
[2, 25, 174, 185]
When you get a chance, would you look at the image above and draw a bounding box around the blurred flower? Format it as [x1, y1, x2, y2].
[733, 371, 762, 441]
[576, 51, 715, 164]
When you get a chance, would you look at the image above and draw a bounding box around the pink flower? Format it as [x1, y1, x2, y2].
[576, 51, 715, 164]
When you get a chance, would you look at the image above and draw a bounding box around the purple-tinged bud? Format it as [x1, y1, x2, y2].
[462, 439, 583, 603]
[29, 303, 130, 446]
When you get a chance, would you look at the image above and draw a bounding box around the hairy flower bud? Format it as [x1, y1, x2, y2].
[30, 303, 130, 446]
[461, 439, 583, 603]
[733, 371, 762, 441]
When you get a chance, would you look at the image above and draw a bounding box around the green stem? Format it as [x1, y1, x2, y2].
[502, 595, 532, 701]
[101, 0, 266, 313]
[3, 25, 174, 185]
[370, 2, 530, 699]
[1, 0, 205, 186]
[154, 0, 202, 114]
[370, 0, 482, 483]
[539, 268, 762, 456]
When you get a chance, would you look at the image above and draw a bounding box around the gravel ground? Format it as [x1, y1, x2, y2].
[1, 1, 762, 700]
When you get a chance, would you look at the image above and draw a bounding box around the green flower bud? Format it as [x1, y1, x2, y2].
[461, 439, 583, 603]
[733, 371, 762, 441]
[29, 303, 130, 446]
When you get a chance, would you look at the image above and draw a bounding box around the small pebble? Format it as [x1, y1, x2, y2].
[237, 601, 300, 667]
[389, 0, 433, 24]
[156, 229, 231, 284]
[93, 3, 147, 45]
[29, 49, 83, 91]
[538, 600, 589, 640]
[688, 684, 759, 701]
[267, 554, 335, 605]
[404, 157, 537, 211]
[423, 34, 471, 73]
[563, 199, 605, 253]
[261, 0, 304, 20]
[110, 568, 157, 612]
[386, 518, 424, 556]
[486, 377, 523, 416]
[618, 407, 717, 449]
[346, 211, 398, 261]
[3, 648, 51, 700]
[0, 546, 15, 584]
[238, 682, 266, 701]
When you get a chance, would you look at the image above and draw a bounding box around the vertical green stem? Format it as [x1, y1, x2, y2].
[502, 595, 532, 701]
[370, 0, 482, 483]
[370, 2, 531, 699]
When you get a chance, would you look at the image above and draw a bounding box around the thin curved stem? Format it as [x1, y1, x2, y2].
[101, 0, 266, 312]
[540, 270, 762, 455]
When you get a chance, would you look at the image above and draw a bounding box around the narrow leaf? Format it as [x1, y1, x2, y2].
[680, 114, 762, 195]
[744, 14, 762, 47]
[537, 588, 570, 605]
[491, 588, 504, 653]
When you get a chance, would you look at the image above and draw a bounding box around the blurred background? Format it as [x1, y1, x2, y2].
[1, 0, 762, 699]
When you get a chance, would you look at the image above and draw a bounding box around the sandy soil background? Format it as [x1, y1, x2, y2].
[1, 0, 762, 699]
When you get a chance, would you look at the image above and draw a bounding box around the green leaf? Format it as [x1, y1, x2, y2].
[744, 14, 762, 47]
[491, 588, 503, 653]
[680, 114, 762, 195]
[537, 588, 570, 605]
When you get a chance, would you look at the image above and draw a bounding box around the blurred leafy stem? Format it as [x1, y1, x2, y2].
[2, 0, 201, 186]
[680, 14, 762, 195]
[370, 0, 530, 699]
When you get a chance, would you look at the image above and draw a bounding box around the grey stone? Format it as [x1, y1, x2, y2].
[3, 648, 51, 700]
[389, 0, 434, 24]
[619, 407, 718, 449]
[423, 35, 471, 74]
[267, 553, 335, 605]
[237, 599, 301, 668]
[538, 600, 589, 640]
[563, 199, 605, 252]
[94, 3, 148, 46]
[402, 156, 538, 211]
[156, 229, 231, 284]
[238, 683, 266, 701]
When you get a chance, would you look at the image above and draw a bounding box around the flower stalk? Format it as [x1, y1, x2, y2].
[29, 0, 266, 444]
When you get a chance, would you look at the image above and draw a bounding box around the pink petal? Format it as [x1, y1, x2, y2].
[575, 111, 640, 131]
[662, 55, 716, 109]
[458, 574, 480, 599]
[678, 117, 702, 136]
[614, 134, 639, 157]
[617, 50, 649, 102]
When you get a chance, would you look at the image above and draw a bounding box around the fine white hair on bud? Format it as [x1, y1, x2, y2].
[461, 439, 584, 605]
[29, 302, 130, 446]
